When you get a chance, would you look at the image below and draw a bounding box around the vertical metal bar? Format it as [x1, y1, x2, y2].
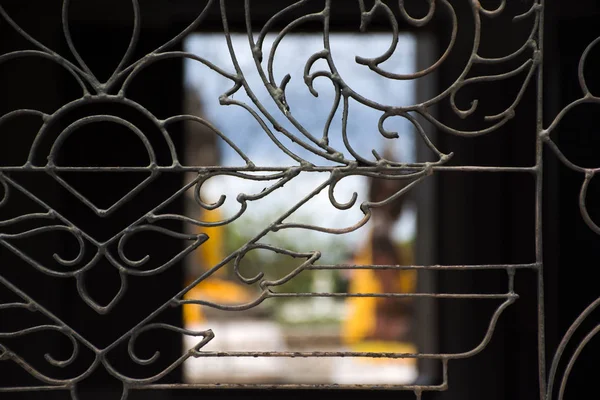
[414, 31, 439, 384]
[536, 1, 547, 399]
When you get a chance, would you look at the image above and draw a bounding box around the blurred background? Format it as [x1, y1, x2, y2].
[180, 32, 420, 385]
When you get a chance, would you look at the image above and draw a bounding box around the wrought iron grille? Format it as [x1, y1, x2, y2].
[0, 0, 597, 399]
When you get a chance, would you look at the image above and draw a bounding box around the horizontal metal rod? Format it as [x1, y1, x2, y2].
[307, 263, 540, 270]
[191, 351, 437, 359]
[0, 386, 68, 392]
[0, 165, 537, 173]
[269, 292, 518, 299]
[136, 383, 448, 391]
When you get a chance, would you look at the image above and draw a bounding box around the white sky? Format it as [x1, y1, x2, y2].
[183, 33, 417, 248]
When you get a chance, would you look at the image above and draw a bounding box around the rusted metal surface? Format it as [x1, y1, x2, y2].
[0, 0, 598, 399]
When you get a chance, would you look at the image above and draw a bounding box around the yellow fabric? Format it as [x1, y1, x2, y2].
[183, 279, 253, 324]
[196, 209, 226, 276]
[351, 341, 417, 365]
[341, 234, 416, 346]
[183, 208, 252, 325]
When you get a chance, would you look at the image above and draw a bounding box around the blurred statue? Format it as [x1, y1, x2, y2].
[341, 146, 417, 360]
[182, 88, 252, 326]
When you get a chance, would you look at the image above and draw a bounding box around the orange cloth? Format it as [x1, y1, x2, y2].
[341, 233, 416, 361]
[183, 278, 253, 324]
[183, 208, 252, 325]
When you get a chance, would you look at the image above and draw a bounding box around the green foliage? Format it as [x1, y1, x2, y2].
[222, 209, 352, 302]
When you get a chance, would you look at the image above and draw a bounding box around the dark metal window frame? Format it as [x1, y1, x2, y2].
[0, 1, 598, 399]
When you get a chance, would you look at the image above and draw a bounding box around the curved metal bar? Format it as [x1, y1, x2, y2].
[116, 225, 208, 271]
[547, 295, 600, 400]
[236, 0, 352, 164]
[162, 114, 253, 166]
[232, 242, 316, 285]
[0, 212, 54, 227]
[0, 109, 48, 130]
[0, 177, 7, 209]
[102, 329, 213, 385]
[111, 0, 216, 87]
[0, 1, 572, 396]
[1, 346, 95, 386]
[108, 0, 141, 83]
[557, 325, 600, 400]
[478, 0, 506, 18]
[28, 95, 177, 166]
[0, 225, 86, 269]
[577, 37, 600, 97]
[75, 268, 128, 315]
[120, 52, 238, 95]
[258, 42, 348, 162]
[449, 59, 533, 119]
[398, 0, 436, 27]
[376, 111, 449, 163]
[0, 5, 93, 85]
[358, 0, 456, 81]
[178, 290, 271, 312]
[62, 0, 99, 86]
[127, 323, 213, 366]
[0, 51, 88, 94]
[47, 115, 157, 166]
[579, 172, 600, 235]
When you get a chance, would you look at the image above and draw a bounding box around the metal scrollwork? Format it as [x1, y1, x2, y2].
[543, 35, 600, 400]
[0, 0, 592, 399]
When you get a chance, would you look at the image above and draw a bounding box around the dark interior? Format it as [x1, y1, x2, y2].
[1, 0, 599, 399]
